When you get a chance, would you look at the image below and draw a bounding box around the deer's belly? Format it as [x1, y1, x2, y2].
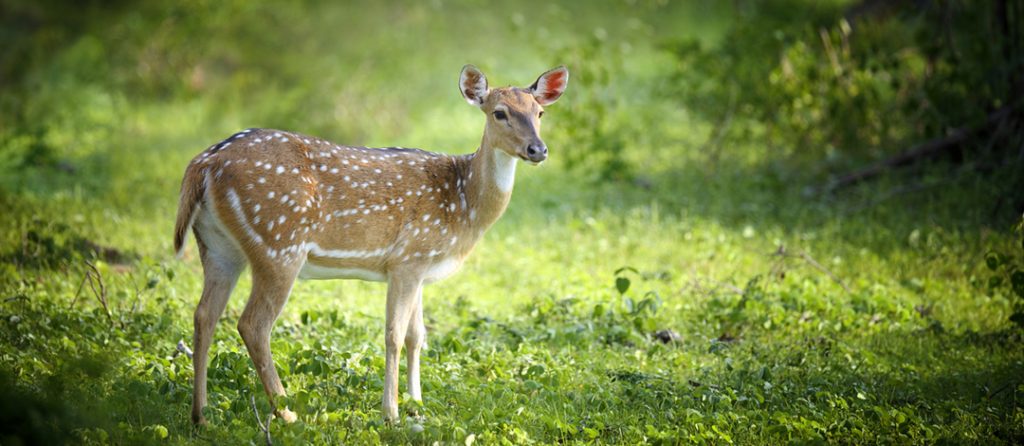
[423, 257, 462, 284]
[296, 253, 463, 283]
[297, 261, 386, 282]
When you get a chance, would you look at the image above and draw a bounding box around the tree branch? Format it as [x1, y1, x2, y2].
[826, 106, 1013, 192]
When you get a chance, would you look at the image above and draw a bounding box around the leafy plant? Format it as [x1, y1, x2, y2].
[984, 218, 1024, 328]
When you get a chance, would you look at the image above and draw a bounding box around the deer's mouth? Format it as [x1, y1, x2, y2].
[516, 153, 544, 165]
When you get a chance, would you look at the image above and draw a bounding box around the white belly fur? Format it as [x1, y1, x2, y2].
[297, 257, 462, 284]
[423, 257, 462, 284]
[298, 262, 387, 282]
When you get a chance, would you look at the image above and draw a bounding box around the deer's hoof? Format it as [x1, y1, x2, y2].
[276, 408, 298, 423]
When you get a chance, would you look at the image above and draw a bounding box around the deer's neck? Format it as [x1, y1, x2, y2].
[463, 132, 517, 233]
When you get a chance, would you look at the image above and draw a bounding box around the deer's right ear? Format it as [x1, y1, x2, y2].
[459, 65, 489, 107]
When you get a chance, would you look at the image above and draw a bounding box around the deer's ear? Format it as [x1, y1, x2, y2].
[459, 65, 489, 107]
[528, 66, 569, 106]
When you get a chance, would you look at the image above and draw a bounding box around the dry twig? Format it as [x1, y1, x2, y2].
[250, 394, 273, 446]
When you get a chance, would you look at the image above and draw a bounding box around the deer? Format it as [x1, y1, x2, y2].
[173, 64, 568, 424]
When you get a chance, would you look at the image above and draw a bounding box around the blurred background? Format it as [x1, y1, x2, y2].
[2, 0, 1024, 443]
[3, 0, 1021, 213]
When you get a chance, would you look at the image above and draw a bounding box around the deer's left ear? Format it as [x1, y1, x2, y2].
[528, 66, 569, 106]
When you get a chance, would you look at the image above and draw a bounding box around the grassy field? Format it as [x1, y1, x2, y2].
[1, 0, 1023, 444]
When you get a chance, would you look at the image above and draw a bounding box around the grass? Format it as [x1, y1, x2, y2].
[1, 0, 1022, 444]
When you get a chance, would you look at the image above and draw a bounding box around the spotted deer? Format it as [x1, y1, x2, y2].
[174, 65, 568, 423]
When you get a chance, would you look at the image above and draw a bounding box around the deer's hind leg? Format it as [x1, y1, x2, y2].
[238, 256, 303, 423]
[191, 211, 248, 425]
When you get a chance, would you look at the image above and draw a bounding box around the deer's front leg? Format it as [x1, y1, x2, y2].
[383, 273, 423, 421]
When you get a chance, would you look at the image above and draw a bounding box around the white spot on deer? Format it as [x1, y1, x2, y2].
[292, 168, 300, 174]
[268, 191, 276, 199]
[258, 177, 266, 184]
[253, 204, 261, 213]
[423, 214, 431, 222]
[276, 166, 285, 174]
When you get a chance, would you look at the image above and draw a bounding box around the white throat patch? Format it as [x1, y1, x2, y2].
[492, 149, 518, 193]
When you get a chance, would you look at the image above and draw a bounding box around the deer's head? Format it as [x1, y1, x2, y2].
[459, 65, 569, 164]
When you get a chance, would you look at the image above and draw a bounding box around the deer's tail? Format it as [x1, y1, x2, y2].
[174, 162, 206, 258]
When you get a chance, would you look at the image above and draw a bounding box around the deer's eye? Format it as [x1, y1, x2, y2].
[493, 110, 508, 120]
[538, 111, 544, 118]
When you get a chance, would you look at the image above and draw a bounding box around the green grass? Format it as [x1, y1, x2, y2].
[1, 0, 1023, 444]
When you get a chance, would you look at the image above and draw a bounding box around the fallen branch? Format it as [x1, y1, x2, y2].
[826, 106, 1013, 192]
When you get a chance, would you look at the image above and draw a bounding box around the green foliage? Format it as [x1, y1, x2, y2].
[667, 0, 1024, 172]
[984, 218, 1024, 328]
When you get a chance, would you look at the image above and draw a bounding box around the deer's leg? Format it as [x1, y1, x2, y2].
[238, 263, 300, 423]
[192, 234, 246, 425]
[405, 286, 425, 407]
[383, 273, 423, 421]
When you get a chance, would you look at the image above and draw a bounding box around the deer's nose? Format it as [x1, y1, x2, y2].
[525, 143, 548, 163]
